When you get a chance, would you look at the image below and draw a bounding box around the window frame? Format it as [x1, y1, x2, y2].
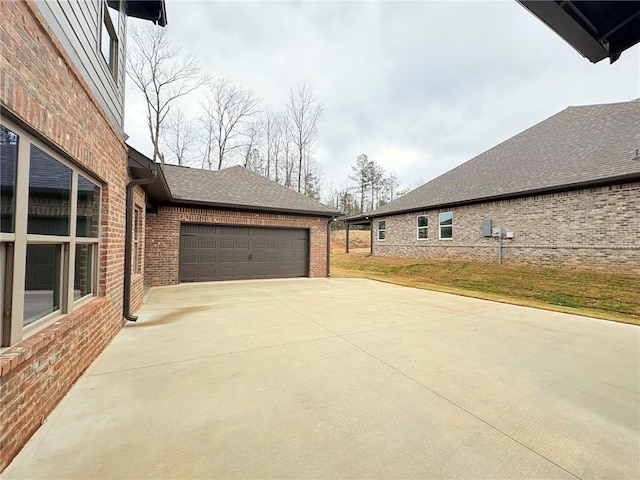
[377, 220, 386, 241]
[417, 215, 428, 240]
[100, 0, 119, 79]
[0, 119, 101, 348]
[438, 212, 454, 240]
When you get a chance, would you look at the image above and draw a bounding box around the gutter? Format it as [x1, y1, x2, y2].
[124, 165, 158, 321]
[166, 197, 340, 218]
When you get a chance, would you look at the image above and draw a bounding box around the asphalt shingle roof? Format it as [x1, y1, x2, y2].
[162, 164, 340, 217]
[366, 99, 640, 218]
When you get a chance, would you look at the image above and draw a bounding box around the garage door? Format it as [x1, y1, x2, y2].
[179, 224, 309, 282]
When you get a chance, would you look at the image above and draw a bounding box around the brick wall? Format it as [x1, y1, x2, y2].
[372, 182, 640, 273]
[145, 206, 330, 286]
[1, 1, 130, 470]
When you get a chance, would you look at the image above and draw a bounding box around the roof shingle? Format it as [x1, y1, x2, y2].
[367, 99, 640, 218]
[161, 164, 340, 217]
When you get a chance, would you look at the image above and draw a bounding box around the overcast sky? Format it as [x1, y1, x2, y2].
[124, 0, 640, 197]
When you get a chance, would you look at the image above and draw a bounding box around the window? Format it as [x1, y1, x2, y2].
[1, 126, 18, 233]
[417, 215, 428, 239]
[133, 207, 141, 274]
[377, 220, 386, 241]
[24, 244, 62, 326]
[439, 212, 453, 240]
[100, 0, 119, 78]
[0, 120, 100, 347]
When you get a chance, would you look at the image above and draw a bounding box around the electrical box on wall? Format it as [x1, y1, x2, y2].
[505, 231, 515, 239]
[481, 219, 492, 237]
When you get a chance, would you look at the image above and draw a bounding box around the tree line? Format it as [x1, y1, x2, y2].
[127, 22, 323, 198]
[126, 22, 408, 209]
[325, 154, 406, 217]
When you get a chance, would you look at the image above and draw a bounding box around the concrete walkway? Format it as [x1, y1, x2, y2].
[3, 278, 639, 479]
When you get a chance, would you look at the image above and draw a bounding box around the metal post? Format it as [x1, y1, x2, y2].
[346, 224, 350, 254]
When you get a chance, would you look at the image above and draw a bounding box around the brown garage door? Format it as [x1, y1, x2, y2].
[179, 224, 309, 282]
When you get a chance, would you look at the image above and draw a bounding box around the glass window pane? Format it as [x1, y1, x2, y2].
[1, 125, 18, 233]
[379, 231, 386, 240]
[74, 244, 94, 300]
[417, 216, 428, 227]
[24, 244, 61, 325]
[28, 145, 72, 235]
[379, 221, 385, 230]
[439, 212, 453, 226]
[101, 18, 111, 63]
[440, 226, 453, 239]
[418, 228, 428, 239]
[77, 175, 100, 237]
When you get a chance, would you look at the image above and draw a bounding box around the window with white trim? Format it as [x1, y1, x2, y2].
[100, 0, 120, 78]
[377, 220, 386, 241]
[417, 215, 428, 239]
[0, 121, 101, 347]
[439, 212, 453, 239]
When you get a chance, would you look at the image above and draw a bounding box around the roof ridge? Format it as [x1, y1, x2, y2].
[566, 97, 640, 109]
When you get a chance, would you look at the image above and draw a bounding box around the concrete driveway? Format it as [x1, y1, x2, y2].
[4, 278, 639, 479]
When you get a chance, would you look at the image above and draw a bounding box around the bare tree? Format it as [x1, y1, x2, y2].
[127, 22, 208, 163]
[262, 108, 284, 181]
[382, 173, 401, 204]
[282, 117, 296, 188]
[162, 109, 196, 166]
[350, 153, 371, 213]
[242, 120, 263, 170]
[369, 162, 384, 211]
[200, 78, 260, 170]
[286, 84, 323, 193]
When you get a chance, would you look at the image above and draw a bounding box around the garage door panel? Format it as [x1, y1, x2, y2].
[181, 252, 199, 264]
[180, 224, 309, 282]
[199, 252, 216, 263]
[218, 252, 234, 263]
[180, 265, 199, 282]
[199, 238, 216, 249]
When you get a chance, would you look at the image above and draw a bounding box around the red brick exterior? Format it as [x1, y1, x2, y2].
[145, 206, 330, 286]
[0, 1, 134, 470]
[130, 186, 146, 312]
[372, 182, 640, 273]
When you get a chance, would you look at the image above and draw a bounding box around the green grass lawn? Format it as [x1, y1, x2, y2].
[331, 253, 640, 325]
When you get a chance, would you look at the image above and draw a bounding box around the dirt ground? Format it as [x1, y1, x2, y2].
[331, 229, 371, 253]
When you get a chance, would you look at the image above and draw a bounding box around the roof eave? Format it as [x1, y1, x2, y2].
[168, 198, 341, 218]
[127, 146, 172, 203]
[517, 1, 640, 64]
[518, 0, 608, 62]
[113, 0, 167, 27]
[366, 173, 640, 218]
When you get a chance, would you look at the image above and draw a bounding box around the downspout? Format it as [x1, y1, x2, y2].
[124, 166, 158, 321]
